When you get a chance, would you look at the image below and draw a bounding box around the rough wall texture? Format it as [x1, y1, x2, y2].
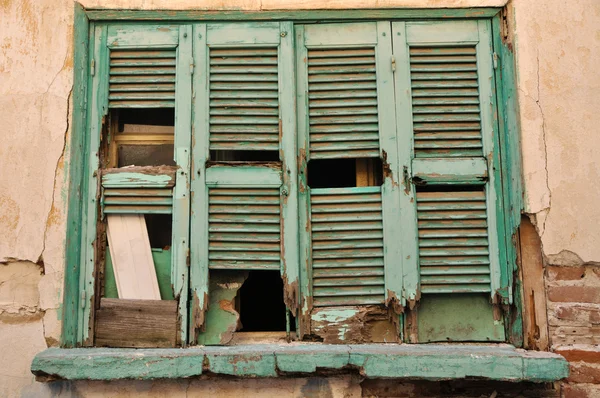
[0, 0, 598, 397]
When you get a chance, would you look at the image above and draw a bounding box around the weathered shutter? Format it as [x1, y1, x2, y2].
[297, 22, 402, 316]
[190, 22, 298, 340]
[393, 21, 505, 301]
[101, 167, 175, 214]
[108, 48, 177, 108]
[82, 24, 193, 344]
[209, 47, 280, 151]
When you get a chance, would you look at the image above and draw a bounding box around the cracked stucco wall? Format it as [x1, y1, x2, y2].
[0, 0, 599, 396]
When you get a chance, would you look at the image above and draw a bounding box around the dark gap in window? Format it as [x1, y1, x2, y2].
[144, 214, 172, 249]
[238, 271, 292, 332]
[118, 144, 175, 167]
[416, 185, 485, 193]
[308, 157, 383, 188]
[210, 150, 280, 162]
[117, 108, 175, 129]
[109, 108, 176, 167]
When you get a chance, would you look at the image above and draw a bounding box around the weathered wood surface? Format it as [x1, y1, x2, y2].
[518, 216, 549, 350]
[106, 214, 161, 300]
[32, 343, 568, 381]
[102, 165, 177, 188]
[311, 306, 399, 344]
[95, 298, 178, 348]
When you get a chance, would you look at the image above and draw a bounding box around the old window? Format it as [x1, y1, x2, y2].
[74, 18, 513, 348]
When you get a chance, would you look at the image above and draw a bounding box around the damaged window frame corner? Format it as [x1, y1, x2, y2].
[40, 3, 569, 382]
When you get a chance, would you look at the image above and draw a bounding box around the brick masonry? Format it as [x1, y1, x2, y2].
[546, 251, 600, 398]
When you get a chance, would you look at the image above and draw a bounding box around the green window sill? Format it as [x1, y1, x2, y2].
[31, 344, 568, 382]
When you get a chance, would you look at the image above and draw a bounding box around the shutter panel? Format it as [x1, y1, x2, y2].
[109, 49, 177, 108]
[209, 48, 280, 151]
[311, 187, 385, 306]
[190, 23, 298, 340]
[307, 47, 380, 159]
[208, 187, 281, 270]
[393, 20, 504, 301]
[101, 167, 175, 214]
[89, 25, 193, 345]
[297, 22, 402, 313]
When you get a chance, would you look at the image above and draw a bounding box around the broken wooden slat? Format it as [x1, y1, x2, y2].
[412, 157, 488, 185]
[102, 165, 177, 188]
[106, 214, 161, 300]
[95, 298, 178, 348]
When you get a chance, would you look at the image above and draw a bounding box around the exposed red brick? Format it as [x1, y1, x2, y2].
[569, 363, 600, 384]
[547, 286, 600, 303]
[562, 383, 600, 398]
[547, 266, 586, 281]
[555, 348, 600, 364]
[554, 304, 600, 324]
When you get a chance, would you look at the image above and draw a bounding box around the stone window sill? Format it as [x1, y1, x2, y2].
[31, 343, 568, 382]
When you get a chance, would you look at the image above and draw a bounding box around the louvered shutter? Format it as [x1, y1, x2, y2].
[88, 25, 193, 344]
[297, 23, 403, 311]
[190, 22, 298, 340]
[393, 21, 505, 300]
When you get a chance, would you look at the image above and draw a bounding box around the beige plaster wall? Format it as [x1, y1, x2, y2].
[0, 0, 598, 396]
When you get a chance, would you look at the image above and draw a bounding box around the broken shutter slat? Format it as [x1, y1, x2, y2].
[395, 20, 505, 302]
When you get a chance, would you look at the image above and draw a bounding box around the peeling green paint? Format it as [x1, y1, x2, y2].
[31, 344, 568, 381]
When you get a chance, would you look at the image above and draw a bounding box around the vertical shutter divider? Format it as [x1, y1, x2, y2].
[190, 23, 209, 342]
[375, 21, 405, 312]
[391, 21, 420, 307]
[171, 25, 193, 345]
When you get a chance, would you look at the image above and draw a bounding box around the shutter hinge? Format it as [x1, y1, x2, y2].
[186, 248, 191, 267]
[190, 60, 194, 75]
[391, 55, 396, 72]
[80, 290, 86, 309]
[90, 59, 95, 76]
[493, 52, 498, 69]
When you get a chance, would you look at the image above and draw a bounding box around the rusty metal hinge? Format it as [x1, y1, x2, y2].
[186, 248, 191, 267]
[190, 62, 194, 75]
[493, 52, 498, 69]
[90, 59, 95, 76]
[80, 290, 86, 309]
[391, 55, 396, 72]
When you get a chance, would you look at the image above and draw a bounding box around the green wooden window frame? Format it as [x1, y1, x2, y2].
[63, 4, 523, 347]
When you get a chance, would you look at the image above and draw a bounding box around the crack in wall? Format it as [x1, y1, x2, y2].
[39, 86, 72, 267]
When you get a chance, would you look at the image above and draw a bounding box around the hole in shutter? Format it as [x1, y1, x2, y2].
[238, 271, 293, 332]
[307, 157, 383, 188]
[210, 149, 280, 162]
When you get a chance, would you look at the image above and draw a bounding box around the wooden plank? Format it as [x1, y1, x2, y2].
[95, 298, 178, 348]
[205, 164, 282, 187]
[190, 23, 210, 342]
[107, 24, 179, 48]
[121, 124, 175, 134]
[206, 22, 280, 45]
[412, 157, 488, 185]
[87, 9, 502, 22]
[279, 21, 300, 329]
[391, 21, 419, 307]
[102, 166, 177, 188]
[518, 216, 549, 350]
[172, 25, 193, 345]
[62, 2, 89, 347]
[106, 214, 161, 300]
[304, 22, 377, 46]
[406, 20, 480, 44]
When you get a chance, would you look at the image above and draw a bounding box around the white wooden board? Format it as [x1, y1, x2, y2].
[107, 214, 161, 300]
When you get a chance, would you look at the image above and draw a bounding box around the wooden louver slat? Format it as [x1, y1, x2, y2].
[109, 49, 177, 108]
[311, 187, 385, 306]
[410, 46, 484, 158]
[208, 187, 281, 270]
[308, 48, 380, 159]
[417, 189, 492, 294]
[103, 187, 173, 214]
[209, 48, 280, 151]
